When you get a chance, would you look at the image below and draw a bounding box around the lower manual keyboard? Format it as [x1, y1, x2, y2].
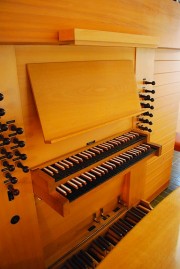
[56, 143, 157, 202]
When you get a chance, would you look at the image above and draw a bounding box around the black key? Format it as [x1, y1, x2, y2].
[131, 207, 146, 218]
[120, 218, 134, 229]
[96, 237, 108, 250]
[72, 255, 87, 269]
[98, 236, 112, 249]
[125, 216, 137, 226]
[111, 225, 123, 237]
[126, 210, 141, 222]
[67, 259, 79, 269]
[113, 222, 127, 236]
[108, 226, 123, 241]
[80, 250, 94, 264]
[91, 240, 106, 256]
[87, 248, 101, 263]
[117, 219, 130, 232]
[77, 252, 94, 268]
[104, 234, 117, 246]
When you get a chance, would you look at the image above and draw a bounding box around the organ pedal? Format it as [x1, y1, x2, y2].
[50, 200, 153, 269]
[31, 130, 161, 216]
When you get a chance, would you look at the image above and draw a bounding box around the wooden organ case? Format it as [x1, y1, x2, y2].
[0, 30, 163, 269]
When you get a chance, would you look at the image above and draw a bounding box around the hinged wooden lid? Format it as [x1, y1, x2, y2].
[27, 60, 141, 143]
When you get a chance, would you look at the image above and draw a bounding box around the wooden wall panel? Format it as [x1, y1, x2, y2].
[155, 49, 180, 60]
[0, 1, 180, 48]
[154, 61, 180, 73]
[142, 48, 180, 200]
[155, 72, 180, 86]
[154, 83, 180, 98]
[144, 151, 173, 200]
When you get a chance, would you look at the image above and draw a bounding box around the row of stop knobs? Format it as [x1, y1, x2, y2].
[0, 126, 29, 174]
[137, 79, 156, 132]
[1, 91, 29, 202]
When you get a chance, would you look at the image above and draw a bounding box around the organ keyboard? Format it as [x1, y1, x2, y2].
[31, 130, 161, 216]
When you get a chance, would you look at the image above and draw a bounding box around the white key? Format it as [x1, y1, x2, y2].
[81, 174, 92, 181]
[48, 165, 58, 173]
[75, 177, 87, 185]
[67, 180, 78, 189]
[43, 167, 54, 176]
[60, 184, 72, 193]
[69, 156, 79, 164]
[59, 161, 69, 168]
[85, 172, 96, 179]
[64, 159, 73, 166]
[78, 152, 89, 159]
[54, 162, 66, 170]
[56, 186, 67, 196]
[71, 178, 83, 187]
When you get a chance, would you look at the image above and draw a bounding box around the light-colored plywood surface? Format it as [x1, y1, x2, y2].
[154, 60, 180, 73]
[154, 72, 180, 86]
[27, 60, 140, 143]
[153, 83, 180, 98]
[155, 48, 180, 60]
[144, 151, 173, 200]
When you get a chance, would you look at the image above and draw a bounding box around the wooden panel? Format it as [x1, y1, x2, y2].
[0, 46, 44, 269]
[0, 0, 180, 48]
[151, 129, 176, 147]
[136, 48, 155, 86]
[154, 60, 180, 73]
[155, 48, 180, 60]
[154, 94, 180, 110]
[142, 117, 178, 138]
[135, 47, 180, 202]
[154, 72, 180, 86]
[143, 151, 173, 200]
[27, 60, 141, 143]
[15, 45, 135, 168]
[154, 83, 180, 98]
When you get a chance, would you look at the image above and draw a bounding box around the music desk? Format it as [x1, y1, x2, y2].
[98, 187, 180, 269]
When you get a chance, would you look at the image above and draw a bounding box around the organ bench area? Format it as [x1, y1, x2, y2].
[1, 30, 176, 269]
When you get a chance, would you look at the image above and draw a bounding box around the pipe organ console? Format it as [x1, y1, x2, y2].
[31, 128, 160, 268]
[0, 32, 165, 269]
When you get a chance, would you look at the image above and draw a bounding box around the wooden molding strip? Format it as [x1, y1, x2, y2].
[0, 28, 159, 47]
[59, 28, 159, 48]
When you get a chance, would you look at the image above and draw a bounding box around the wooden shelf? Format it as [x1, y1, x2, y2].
[59, 28, 159, 48]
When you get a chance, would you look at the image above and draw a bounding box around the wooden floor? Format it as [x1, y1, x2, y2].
[151, 150, 180, 207]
